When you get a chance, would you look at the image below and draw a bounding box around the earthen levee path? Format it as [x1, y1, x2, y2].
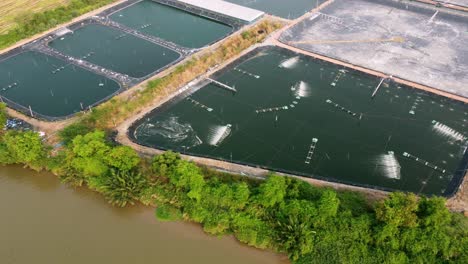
[416, 0, 468, 12]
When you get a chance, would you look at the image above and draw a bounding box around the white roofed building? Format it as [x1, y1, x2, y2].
[176, 0, 264, 24]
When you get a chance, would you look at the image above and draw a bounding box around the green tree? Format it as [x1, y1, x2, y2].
[88, 169, 148, 207]
[69, 130, 110, 176]
[104, 146, 140, 171]
[276, 214, 316, 260]
[0, 141, 14, 164]
[256, 175, 287, 208]
[275, 199, 318, 260]
[375, 192, 419, 228]
[317, 190, 340, 219]
[374, 193, 419, 251]
[152, 151, 181, 176]
[58, 123, 92, 145]
[2, 130, 46, 167]
[232, 214, 275, 249]
[400, 197, 455, 261]
[169, 160, 205, 201]
[0, 103, 7, 129]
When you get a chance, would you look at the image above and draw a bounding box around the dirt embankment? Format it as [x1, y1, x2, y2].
[446, 172, 468, 214]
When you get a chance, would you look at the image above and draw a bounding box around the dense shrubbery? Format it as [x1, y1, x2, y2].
[0, 129, 48, 170]
[0, 103, 7, 128]
[0, 99, 466, 263]
[147, 152, 467, 263]
[0, 0, 113, 49]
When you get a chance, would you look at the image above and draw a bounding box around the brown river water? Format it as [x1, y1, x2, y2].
[0, 166, 288, 264]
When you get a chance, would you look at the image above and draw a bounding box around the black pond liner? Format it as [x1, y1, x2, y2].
[128, 45, 468, 198]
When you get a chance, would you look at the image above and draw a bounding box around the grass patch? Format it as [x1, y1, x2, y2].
[0, 0, 115, 49]
[155, 204, 183, 222]
[0, 0, 69, 34]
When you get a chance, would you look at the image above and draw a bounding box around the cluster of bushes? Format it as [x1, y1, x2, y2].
[0, 0, 113, 49]
[0, 107, 466, 263]
[145, 151, 467, 263]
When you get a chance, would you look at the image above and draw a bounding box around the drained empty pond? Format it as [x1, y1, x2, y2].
[280, 0, 468, 97]
[49, 23, 181, 78]
[131, 47, 468, 195]
[110, 0, 233, 49]
[0, 51, 120, 118]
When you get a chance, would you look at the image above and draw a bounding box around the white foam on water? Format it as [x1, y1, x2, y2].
[376, 151, 401, 179]
[136, 116, 202, 148]
[279, 56, 300, 69]
[432, 120, 466, 142]
[292, 81, 311, 98]
[207, 124, 232, 146]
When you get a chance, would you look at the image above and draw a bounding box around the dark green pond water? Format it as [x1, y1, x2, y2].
[0, 166, 287, 264]
[110, 0, 233, 49]
[49, 23, 180, 78]
[131, 47, 468, 195]
[0, 51, 120, 118]
[226, 0, 326, 19]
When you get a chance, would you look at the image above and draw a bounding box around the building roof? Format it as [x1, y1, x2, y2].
[177, 0, 264, 23]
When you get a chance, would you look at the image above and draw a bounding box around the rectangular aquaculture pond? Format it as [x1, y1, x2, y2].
[48, 23, 181, 78]
[226, 0, 326, 19]
[0, 51, 120, 118]
[110, 0, 233, 49]
[130, 46, 468, 196]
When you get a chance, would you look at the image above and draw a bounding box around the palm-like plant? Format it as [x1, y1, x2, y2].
[276, 215, 316, 260]
[89, 169, 148, 207]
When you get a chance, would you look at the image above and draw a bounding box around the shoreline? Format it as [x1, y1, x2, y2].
[0, 165, 290, 264]
[1, 0, 466, 211]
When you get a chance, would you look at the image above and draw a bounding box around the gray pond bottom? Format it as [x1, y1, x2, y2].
[280, 0, 468, 98]
[0, 51, 121, 118]
[130, 46, 468, 196]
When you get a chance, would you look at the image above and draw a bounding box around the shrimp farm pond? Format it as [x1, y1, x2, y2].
[0, 51, 120, 118]
[131, 46, 468, 196]
[48, 23, 181, 79]
[110, 0, 233, 49]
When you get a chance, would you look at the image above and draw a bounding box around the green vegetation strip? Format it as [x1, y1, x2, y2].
[0, 17, 466, 264]
[0, 0, 114, 49]
[0, 121, 466, 263]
